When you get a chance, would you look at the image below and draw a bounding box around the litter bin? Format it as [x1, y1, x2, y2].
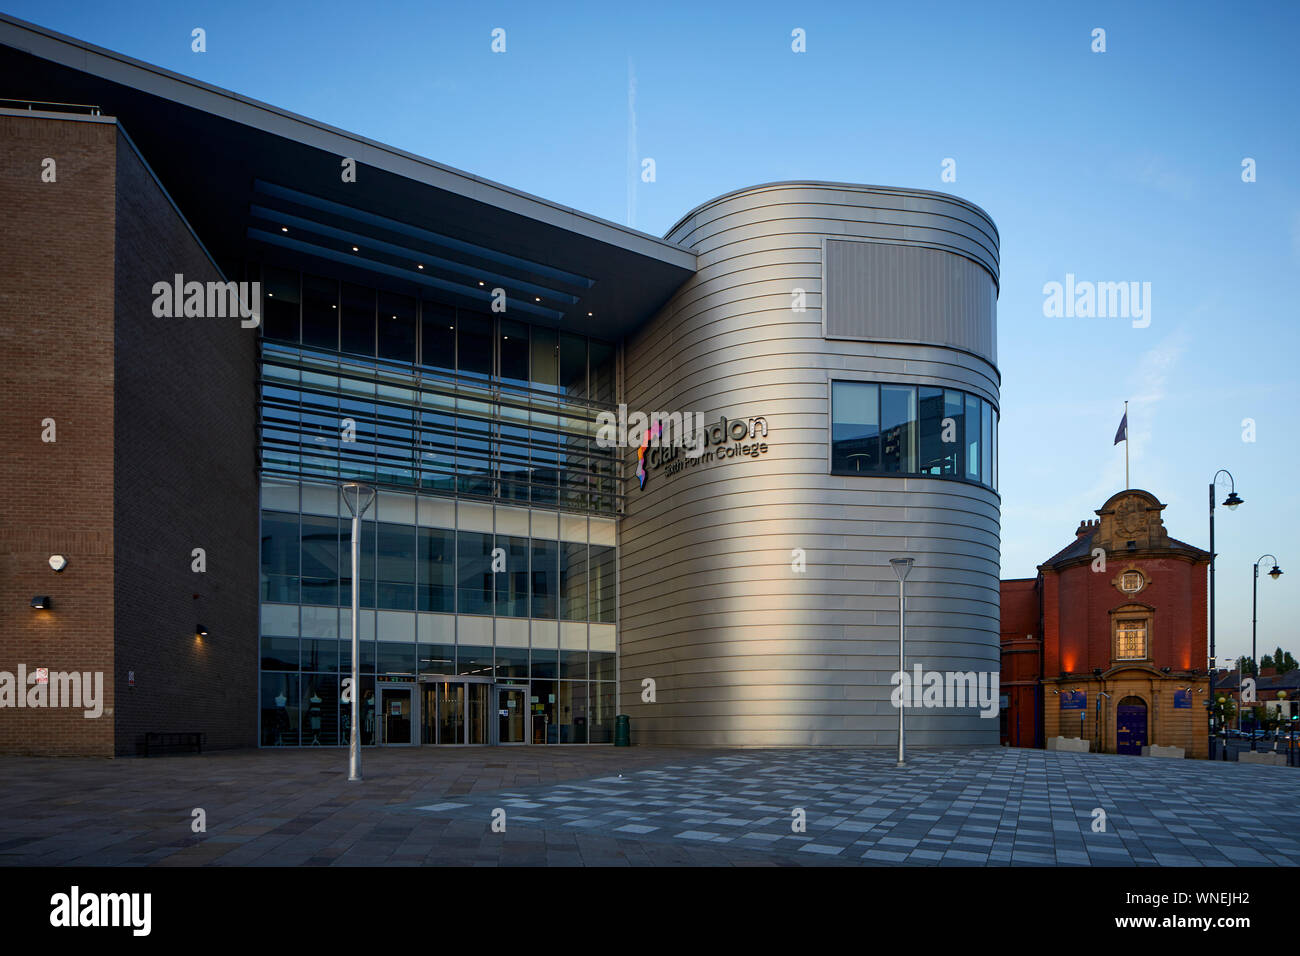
[614, 714, 630, 747]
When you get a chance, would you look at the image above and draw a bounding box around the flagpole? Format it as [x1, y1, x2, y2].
[1124, 400, 1129, 490]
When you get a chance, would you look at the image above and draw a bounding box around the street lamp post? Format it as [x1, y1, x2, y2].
[342, 482, 376, 782]
[890, 557, 914, 768]
[1249, 554, 1283, 751]
[1207, 470, 1242, 760]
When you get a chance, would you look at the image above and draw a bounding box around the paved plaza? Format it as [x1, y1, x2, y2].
[0, 746, 1296, 866]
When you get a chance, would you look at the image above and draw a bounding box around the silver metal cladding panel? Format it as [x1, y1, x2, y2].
[620, 183, 1001, 747]
[823, 239, 997, 365]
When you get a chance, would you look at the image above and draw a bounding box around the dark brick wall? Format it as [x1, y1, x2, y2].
[0, 113, 118, 756]
[112, 127, 259, 754]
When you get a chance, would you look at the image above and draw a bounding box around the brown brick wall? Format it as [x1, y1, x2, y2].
[112, 127, 259, 754]
[0, 113, 118, 756]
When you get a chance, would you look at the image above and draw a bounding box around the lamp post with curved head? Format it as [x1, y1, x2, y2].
[890, 557, 914, 768]
[1207, 470, 1242, 759]
[1250, 554, 1283, 751]
[342, 482, 376, 781]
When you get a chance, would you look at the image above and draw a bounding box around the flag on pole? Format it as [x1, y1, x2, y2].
[1116, 402, 1129, 489]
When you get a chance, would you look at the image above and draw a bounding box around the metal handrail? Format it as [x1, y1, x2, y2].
[0, 98, 102, 116]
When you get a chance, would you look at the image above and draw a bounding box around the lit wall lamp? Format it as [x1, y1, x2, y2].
[48, 555, 67, 573]
[31, 596, 51, 609]
[196, 624, 208, 637]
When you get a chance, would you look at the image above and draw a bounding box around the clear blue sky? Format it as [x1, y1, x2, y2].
[10, 0, 1297, 665]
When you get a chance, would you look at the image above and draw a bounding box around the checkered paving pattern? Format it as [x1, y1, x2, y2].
[0, 746, 1296, 866]
[405, 748, 1300, 866]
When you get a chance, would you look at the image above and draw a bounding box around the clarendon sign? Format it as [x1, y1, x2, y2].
[594, 406, 773, 490]
[644, 414, 771, 488]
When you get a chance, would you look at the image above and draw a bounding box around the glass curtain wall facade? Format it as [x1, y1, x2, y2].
[256, 266, 619, 746]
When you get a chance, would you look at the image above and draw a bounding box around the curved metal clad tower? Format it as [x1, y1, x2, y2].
[620, 182, 1001, 746]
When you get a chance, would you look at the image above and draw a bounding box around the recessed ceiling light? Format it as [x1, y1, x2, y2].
[478, 281, 484, 287]
[281, 226, 288, 232]
[352, 246, 359, 252]
[535, 297, 541, 302]
[587, 312, 593, 317]
[268, 292, 274, 297]
[417, 264, 424, 269]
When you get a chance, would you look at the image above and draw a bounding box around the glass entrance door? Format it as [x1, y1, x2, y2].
[380, 686, 414, 745]
[419, 680, 498, 744]
[434, 682, 464, 744]
[497, 686, 527, 744]
[467, 682, 489, 744]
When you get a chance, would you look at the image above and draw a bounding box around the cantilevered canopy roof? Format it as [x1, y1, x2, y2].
[0, 13, 696, 339]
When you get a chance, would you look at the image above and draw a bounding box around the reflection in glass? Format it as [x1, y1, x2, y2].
[300, 514, 339, 606]
[589, 546, 616, 623]
[831, 382, 880, 473]
[262, 511, 300, 603]
[881, 385, 916, 473]
[830, 380, 996, 489]
[965, 394, 981, 482]
[531, 538, 558, 618]
[497, 535, 530, 617]
[376, 522, 417, 610]
[560, 541, 588, 620]
[417, 526, 455, 612]
[457, 531, 493, 615]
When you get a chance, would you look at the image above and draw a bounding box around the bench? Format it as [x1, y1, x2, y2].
[143, 732, 204, 757]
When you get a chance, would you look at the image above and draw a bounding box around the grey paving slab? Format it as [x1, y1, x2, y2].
[1, 745, 1298, 867]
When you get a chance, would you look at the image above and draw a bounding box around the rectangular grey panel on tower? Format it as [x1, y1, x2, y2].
[823, 238, 997, 365]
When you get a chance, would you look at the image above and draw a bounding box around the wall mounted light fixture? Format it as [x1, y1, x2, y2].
[31, 596, 51, 609]
[196, 624, 208, 637]
[48, 555, 67, 572]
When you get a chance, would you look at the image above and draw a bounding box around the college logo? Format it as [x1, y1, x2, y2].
[635, 420, 662, 490]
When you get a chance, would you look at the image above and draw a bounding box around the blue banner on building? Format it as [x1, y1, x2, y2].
[1059, 690, 1087, 710]
[1174, 689, 1192, 709]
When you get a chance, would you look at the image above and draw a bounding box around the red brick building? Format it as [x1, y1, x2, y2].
[1000, 489, 1212, 757]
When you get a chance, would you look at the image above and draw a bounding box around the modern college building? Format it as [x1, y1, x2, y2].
[0, 14, 1002, 756]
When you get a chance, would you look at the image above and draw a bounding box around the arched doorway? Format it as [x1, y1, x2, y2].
[1116, 696, 1148, 755]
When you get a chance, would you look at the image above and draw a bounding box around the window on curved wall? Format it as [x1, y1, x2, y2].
[880, 385, 916, 473]
[981, 399, 992, 487]
[942, 389, 965, 476]
[917, 387, 947, 476]
[964, 393, 981, 483]
[831, 380, 997, 490]
[830, 382, 879, 473]
[991, 407, 998, 491]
